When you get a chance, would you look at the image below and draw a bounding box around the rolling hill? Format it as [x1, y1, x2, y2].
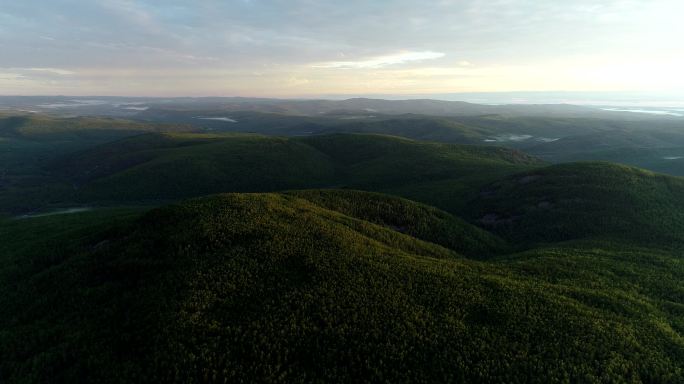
[1, 190, 683, 382]
[523, 130, 684, 176]
[42, 132, 542, 212]
[131, 109, 684, 177]
[468, 162, 684, 246]
[0, 115, 196, 214]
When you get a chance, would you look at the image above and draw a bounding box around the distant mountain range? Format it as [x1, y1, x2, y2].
[3, 95, 681, 120]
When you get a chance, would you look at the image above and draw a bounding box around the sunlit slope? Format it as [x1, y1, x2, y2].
[288, 189, 507, 257]
[1, 192, 683, 383]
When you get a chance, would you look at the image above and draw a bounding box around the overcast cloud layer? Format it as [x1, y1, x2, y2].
[0, 0, 682, 96]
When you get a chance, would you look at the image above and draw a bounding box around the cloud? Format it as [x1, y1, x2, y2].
[0, 67, 76, 78]
[1, 0, 682, 95]
[312, 51, 446, 69]
[19, 67, 76, 75]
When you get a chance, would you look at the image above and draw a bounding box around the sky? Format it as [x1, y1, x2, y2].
[0, 0, 683, 97]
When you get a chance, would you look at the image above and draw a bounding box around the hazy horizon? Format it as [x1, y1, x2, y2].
[2, 91, 684, 109]
[1, 1, 683, 97]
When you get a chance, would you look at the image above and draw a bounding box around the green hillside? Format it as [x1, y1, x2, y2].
[300, 116, 492, 144]
[0, 115, 197, 213]
[69, 133, 337, 201]
[525, 130, 684, 176]
[1, 191, 683, 383]
[300, 133, 539, 187]
[288, 189, 507, 258]
[469, 162, 684, 245]
[42, 133, 542, 212]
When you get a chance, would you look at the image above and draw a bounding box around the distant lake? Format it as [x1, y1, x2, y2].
[601, 108, 683, 117]
[195, 117, 238, 123]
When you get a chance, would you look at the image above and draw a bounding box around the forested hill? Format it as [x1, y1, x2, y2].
[1, 190, 683, 382]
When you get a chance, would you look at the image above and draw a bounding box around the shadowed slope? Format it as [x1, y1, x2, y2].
[469, 162, 684, 245]
[45, 133, 542, 211]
